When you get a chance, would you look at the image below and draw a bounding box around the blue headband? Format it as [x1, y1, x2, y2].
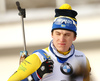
[51, 17, 77, 34]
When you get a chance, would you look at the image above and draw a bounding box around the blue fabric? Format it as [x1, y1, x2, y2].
[49, 41, 75, 63]
[21, 49, 49, 81]
[21, 78, 28, 81]
[26, 49, 50, 81]
[52, 17, 77, 34]
[31, 72, 40, 81]
[49, 43, 68, 63]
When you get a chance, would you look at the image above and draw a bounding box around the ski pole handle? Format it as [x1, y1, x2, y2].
[16, 1, 21, 11]
[16, 1, 26, 18]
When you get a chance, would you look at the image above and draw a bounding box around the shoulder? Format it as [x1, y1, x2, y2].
[74, 50, 86, 57]
[32, 47, 50, 62]
[75, 50, 91, 73]
[75, 50, 84, 54]
[74, 50, 91, 72]
[74, 50, 87, 65]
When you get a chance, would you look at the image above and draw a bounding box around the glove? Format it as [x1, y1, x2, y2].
[36, 59, 54, 79]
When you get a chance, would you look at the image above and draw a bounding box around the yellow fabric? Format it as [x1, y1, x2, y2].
[86, 57, 91, 73]
[8, 54, 42, 81]
[55, 3, 77, 23]
[83, 57, 91, 81]
[59, 3, 72, 10]
[57, 48, 71, 55]
[45, 47, 49, 52]
[44, 46, 71, 55]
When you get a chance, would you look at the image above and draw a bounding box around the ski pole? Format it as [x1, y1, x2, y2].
[16, 1, 28, 64]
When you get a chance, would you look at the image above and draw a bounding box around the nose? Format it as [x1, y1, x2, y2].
[60, 35, 65, 42]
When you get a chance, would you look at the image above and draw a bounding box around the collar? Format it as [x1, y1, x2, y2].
[57, 48, 71, 55]
[49, 40, 75, 63]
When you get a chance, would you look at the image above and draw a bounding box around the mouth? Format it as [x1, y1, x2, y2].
[58, 43, 66, 46]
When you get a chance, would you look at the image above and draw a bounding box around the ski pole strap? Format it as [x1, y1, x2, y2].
[20, 51, 28, 57]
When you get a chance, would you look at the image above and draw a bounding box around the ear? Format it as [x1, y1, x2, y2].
[51, 32, 53, 38]
[73, 36, 76, 41]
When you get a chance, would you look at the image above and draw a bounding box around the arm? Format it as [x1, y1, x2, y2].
[22, 59, 54, 81]
[8, 54, 42, 81]
[83, 57, 91, 81]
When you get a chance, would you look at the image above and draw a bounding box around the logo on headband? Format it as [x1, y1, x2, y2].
[61, 19, 73, 24]
[54, 17, 76, 27]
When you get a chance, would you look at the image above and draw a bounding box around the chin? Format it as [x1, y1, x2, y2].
[58, 49, 66, 52]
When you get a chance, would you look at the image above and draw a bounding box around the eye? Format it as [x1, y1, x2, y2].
[56, 33, 60, 35]
[65, 33, 70, 36]
[55, 32, 61, 35]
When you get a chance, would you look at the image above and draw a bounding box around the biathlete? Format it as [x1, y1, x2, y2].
[8, 3, 91, 81]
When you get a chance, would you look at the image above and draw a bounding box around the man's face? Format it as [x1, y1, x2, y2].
[51, 29, 76, 52]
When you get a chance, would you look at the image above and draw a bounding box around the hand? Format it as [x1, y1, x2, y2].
[19, 55, 26, 65]
[36, 59, 54, 79]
